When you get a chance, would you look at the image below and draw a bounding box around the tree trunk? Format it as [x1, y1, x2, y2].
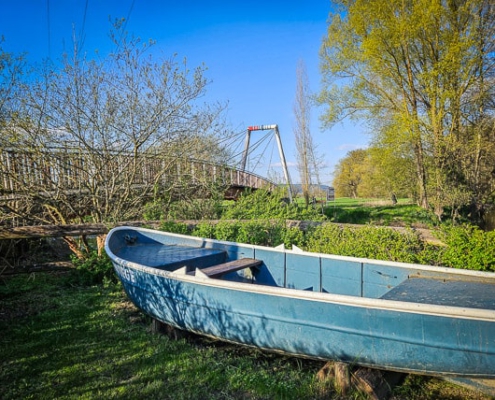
[96, 234, 106, 256]
[413, 141, 429, 209]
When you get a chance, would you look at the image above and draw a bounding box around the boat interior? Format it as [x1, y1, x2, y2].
[109, 228, 495, 310]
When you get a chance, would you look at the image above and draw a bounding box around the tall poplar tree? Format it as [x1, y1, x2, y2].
[293, 60, 320, 207]
[319, 0, 495, 219]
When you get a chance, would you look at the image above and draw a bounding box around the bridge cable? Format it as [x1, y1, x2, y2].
[245, 130, 274, 172]
[222, 129, 273, 167]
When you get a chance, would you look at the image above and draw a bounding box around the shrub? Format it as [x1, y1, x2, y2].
[236, 220, 285, 246]
[71, 251, 116, 286]
[212, 220, 240, 241]
[192, 222, 216, 238]
[222, 189, 325, 221]
[193, 220, 292, 247]
[437, 225, 495, 271]
[324, 204, 439, 226]
[281, 226, 307, 249]
[143, 199, 167, 220]
[324, 206, 371, 224]
[159, 220, 189, 234]
[167, 199, 223, 220]
[306, 224, 432, 263]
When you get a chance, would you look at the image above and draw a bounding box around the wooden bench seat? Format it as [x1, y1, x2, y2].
[197, 258, 262, 278]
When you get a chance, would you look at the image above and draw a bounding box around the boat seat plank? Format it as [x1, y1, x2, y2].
[197, 258, 262, 278]
[380, 277, 495, 310]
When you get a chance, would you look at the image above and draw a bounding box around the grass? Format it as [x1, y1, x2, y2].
[0, 273, 329, 400]
[1, 272, 491, 400]
[324, 200, 438, 227]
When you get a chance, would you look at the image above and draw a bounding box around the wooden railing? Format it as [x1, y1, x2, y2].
[0, 148, 277, 199]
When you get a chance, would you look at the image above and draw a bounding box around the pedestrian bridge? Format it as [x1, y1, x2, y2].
[0, 148, 277, 201]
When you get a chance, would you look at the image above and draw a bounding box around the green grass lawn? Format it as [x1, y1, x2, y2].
[1, 273, 489, 400]
[0, 273, 327, 400]
[324, 199, 439, 227]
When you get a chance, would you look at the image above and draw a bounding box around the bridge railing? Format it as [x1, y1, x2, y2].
[0, 148, 277, 197]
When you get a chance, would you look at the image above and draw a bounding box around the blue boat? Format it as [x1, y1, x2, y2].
[105, 226, 495, 382]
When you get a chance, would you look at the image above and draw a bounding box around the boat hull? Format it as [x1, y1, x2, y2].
[106, 226, 495, 378]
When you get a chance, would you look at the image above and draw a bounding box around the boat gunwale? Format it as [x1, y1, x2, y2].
[105, 226, 495, 322]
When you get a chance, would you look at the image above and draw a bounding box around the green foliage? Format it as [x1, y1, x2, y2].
[167, 199, 223, 220]
[281, 226, 307, 249]
[143, 199, 168, 220]
[437, 225, 495, 272]
[159, 220, 189, 234]
[236, 220, 284, 247]
[71, 251, 116, 286]
[306, 224, 436, 264]
[144, 199, 223, 221]
[0, 274, 327, 400]
[325, 206, 372, 224]
[222, 189, 325, 221]
[192, 221, 216, 238]
[192, 220, 306, 249]
[155, 199, 495, 272]
[209, 220, 239, 241]
[320, 0, 495, 218]
[180, 217, 495, 272]
[325, 203, 438, 227]
[332, 149, 368, 198]
[194, 221, 282, 248]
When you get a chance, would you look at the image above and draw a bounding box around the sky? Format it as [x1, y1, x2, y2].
[0, 0, 368, 185]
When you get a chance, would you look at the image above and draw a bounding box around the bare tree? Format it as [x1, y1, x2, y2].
[293, 60, 320, 207]
[0, 40, 25, 129]
[0, 24, 231, 257]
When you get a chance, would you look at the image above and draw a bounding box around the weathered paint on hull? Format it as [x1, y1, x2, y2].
[106, 227, 495, 379]
[113, 261, 495, 378]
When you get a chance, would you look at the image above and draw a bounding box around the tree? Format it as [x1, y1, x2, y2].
[1, 24, 231, 257]
[319, 0, 495, 220]
[293, 60, 321, 207]
[366, 143, 417, 200]
[0, 40, 25, 128]
[333, 149, 367, 198]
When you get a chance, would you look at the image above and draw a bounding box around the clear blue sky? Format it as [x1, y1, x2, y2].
[0, 0, 367, 185]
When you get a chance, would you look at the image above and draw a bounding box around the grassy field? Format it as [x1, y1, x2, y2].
[324, 199, 439, 227]
[1, 272, 490, 400]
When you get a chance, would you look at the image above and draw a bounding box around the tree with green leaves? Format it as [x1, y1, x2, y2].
[319, 0, 495, 221]
[333, 145, 415, 200]
[333, 149, 367, 198]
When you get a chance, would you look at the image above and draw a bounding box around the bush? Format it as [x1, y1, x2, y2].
[324, 206, 371, 224]
[192, 222, 216, 238]
[159, 220, 189, 234]
[192, 221, 495, 272]
[212, 220, 240, 241]
[324, 204, 439, 226]
[167, 199, 223, 220]
[306, 224, 434, 264]
[144, 199, 223, 221]
[236, 220, 284, 246]
[222, 189, 325, 221]
[192, 220, 302, 248]
[71, 251, 116, 286]
[143, 199, 168, 220]
[437, 225, 495, 271]
[281, 226, 307, 249]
